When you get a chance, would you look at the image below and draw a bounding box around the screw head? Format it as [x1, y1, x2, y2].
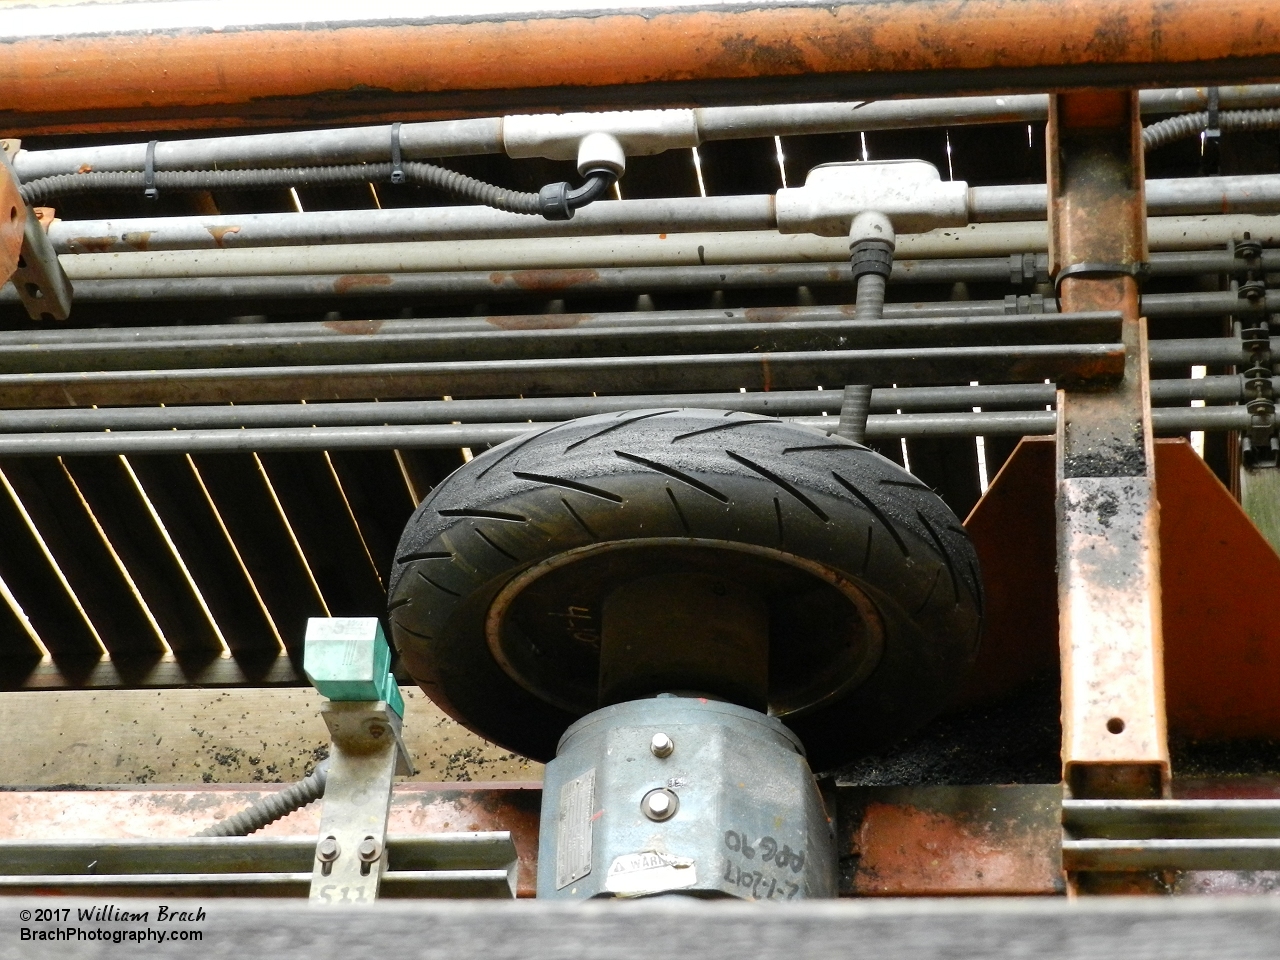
[357, 836, 381, 862]
[317, 836, 341, 862]
[641, 788, 678, 822]
[650, 732, 674, 758]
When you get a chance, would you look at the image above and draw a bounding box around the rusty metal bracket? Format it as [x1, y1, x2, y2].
[0, 149, 72, 322]
[1048, 90, 1169, 802]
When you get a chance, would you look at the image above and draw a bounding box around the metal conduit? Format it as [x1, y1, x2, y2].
[0, 406, 1243, 457]
[0, 292, 1270, 354]
[0, 335, 1251, 410]
[14, 86, 1280, 179]
[39, 174, 1280, 254]
[6, 250, 1271, 305]
[40, 218, 1280, 278]
[0, 342, 1126, 409]
[0, 378, 1252, 435]
[0, 313, 1123, 374]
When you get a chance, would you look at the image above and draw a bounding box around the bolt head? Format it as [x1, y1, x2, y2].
[317, 836, 340, 862]
[357, 836, 381, 862]
[650, 733, 674, 758]
[641, 788, 678, 822]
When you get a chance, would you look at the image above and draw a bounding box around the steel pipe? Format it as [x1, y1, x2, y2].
[43, 175, 1280, 255]
[0, 312, 1122, 375]
[0, 405, 1242, 457]
[0, 377, 1248, 434]
[17, 86, 1280, 179]
[3, 2, 1280, 135]
[0, 342, 1124, 409]
[7, 249, 1270, 306]
[0, 293, 1267, 355]
[45, 217, 1280, 278]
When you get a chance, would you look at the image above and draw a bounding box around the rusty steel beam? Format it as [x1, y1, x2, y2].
[2, 2, 1280, 135]
[1048, 91, 1169, 803]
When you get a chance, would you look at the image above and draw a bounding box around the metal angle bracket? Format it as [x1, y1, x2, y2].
[309, 700, 415, 905]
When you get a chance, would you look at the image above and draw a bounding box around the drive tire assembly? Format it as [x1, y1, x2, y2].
[388, 408, 983, 773]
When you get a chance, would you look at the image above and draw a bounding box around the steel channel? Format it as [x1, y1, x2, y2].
[7, 249, 1268, 303]
[0, 833, 516, 875]
[1062, 839, 1280, 872]
[37, 173, 1280, 254]
[1049, 90, 1169, 801]
[17, 85, 1280, 178]
[0, 313, 1122, 375]
[0, 408, 1244, 456]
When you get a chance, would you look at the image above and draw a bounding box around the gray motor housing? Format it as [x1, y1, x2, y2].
[537, 695, 836, 900]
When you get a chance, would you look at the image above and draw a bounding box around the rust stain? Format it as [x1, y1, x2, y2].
[68, 236, 115, 254]
[743, 306, 802, 324]
[322, 318, 385, 335]
[206, 225, 242, 248]
[849, 792, 1063, 896]
[506, 268, 600, 292]
[76, 163, 92, 174]
[760, 355, 772, 392]
[123, 230, 153, 251]
[0, 173, 23, 282]
[332, 274, 393, 295]
[484, 313, 589, 330]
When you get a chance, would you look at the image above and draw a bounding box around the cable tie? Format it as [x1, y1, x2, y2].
[144, 140, 159, 200]
[390, 122, 405, 185]
[1206, 86, 1221, 139]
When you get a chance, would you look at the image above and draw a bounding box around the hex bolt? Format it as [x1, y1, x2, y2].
[317, 835, 341, 862]
[641, 788, 678, 822]
[357, 836, 381, 862]
[650, 732, 674, 758]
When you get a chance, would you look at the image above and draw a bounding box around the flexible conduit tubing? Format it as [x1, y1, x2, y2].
[0, 406, 1243, 457]
[43, 174, 1280, 254]
[43, 217, 1280, 280]
[13, 85, 1280, 179]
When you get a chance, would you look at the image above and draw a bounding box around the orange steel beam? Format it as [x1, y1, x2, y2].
[2, 1, 1280, 135]
[1048, 90, 1169, 802]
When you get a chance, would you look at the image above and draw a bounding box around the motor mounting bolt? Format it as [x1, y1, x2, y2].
[650, 732, 674, 758]
[641, 788, 678, 822]
[317, 835, 340, 862]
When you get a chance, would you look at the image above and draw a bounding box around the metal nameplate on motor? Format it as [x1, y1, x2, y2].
[556, 769, 595, 890]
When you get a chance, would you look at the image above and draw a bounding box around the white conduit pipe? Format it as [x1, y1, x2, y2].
[54, 216, 1280, 281]
[14, 85, 1280, 179]
[46, 174, 1280, 255]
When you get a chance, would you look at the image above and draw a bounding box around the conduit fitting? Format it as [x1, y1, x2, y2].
[849, 211, 896, 284]
[502, 110, 699, 162]
[775, 159, 968, 237]
[537, 133, 625, 220]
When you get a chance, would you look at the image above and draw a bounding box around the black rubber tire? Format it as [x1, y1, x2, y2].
[388, 409, 983, 772]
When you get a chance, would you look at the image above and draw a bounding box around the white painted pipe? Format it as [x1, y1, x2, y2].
[55, 215, 1280, 281]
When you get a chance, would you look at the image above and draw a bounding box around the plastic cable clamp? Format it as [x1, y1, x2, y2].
[144, 140, 159, 201]
[390, 122, 405, 185]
